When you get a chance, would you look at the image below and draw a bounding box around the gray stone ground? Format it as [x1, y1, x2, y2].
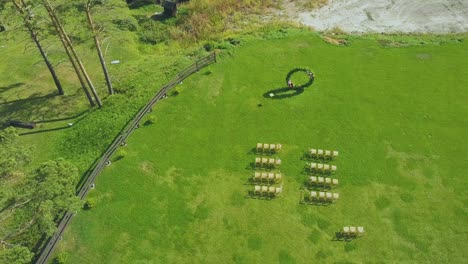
[282, 0, 468, 33]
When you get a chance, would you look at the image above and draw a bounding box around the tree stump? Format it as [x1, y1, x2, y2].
[163, 1, 177, 17]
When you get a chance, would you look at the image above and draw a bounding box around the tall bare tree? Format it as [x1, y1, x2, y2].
[43, 0, 102, 107]
[84, 0, 113, 95]
[9, 0, 64, 95]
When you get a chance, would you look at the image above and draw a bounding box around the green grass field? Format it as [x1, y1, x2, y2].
[57, 31, 468, 263]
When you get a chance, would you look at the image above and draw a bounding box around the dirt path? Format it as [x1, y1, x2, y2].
[282, 0, 468, 33]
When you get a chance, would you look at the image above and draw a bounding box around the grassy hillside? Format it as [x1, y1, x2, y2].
[56, 30, 468, 263]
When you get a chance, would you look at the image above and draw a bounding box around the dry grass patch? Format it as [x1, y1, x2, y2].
[322, 35, 348, 46]
[300, 0, 329, 9]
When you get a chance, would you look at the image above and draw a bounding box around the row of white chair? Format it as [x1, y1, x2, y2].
[253, 185, 283, 196]
[257, 143, 282, 152]
[309, 163, 337, 172]
[310, 191, 339, 201]
[255, 157, 281, 167]
[310, 149, 339, 159]
[310, 176, 338, 186]
[254, 172, 282, 182]
[342, 226, 365, 235]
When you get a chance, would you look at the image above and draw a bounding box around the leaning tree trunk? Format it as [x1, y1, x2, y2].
[52, 11, 103, 107]
[63, 33, 103, 107]
[43, 0, 100, 107]
[85, 5, 113, 95]
[12, 0, 64, 95]
[40, 0, 95, 106]
[29, 28, 64, 95]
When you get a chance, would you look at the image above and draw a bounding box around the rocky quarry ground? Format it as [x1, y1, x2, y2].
[281, 0, 468, 33]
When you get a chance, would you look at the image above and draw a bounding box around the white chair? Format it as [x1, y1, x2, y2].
[324, 164, 330, 172]
[310, 148, 317, 157]
[256, 143, 263, 151]
[254, 185, 261, 194]
[270, 144, 276, 152]
[275, 159, 281, 166]
[261, 172, 268, 180]
[261, 186, 268, 193]
[268, 158, 275, 166]
[317, 163, 324, 171]
[326, 192, 333, 200]
[261, 158, 268, 165]
[310, 162, 317, 170]
[332, 193, 339, 200]
[318, 149, 324, 157]
[268, 173, 275, 181]
[275, 186, 283, 195]
[325, 177, 331, 185]
[275, 173, 282, 182]
[263, 143, 269, 151]
[325, 150, 331, 158]
[319, 192, 325, 200]
[343, 226, 350, 234]
[332, 179, 339, 185]
[310, 191, 318, 199]
[310, 176, 318, 183]
[276, 144, 282, 151]
[254, 172, 261, 180]
[357, 227, 365, 235]
[332, 151, 339, 158]
[318, 177, 324, 184]
[255, 158, 261, 166]
[268, 186, 276, 194]
[331, 165, 337, 172]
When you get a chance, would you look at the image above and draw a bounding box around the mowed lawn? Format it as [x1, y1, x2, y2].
[58, 32, 468, 263]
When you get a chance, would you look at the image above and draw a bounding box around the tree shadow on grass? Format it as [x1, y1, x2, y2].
[263, 87, 305, 100]
[18, 126, 70, 136]
[245, 191, 279, 201]
[247, 147, 257, 155]
[245, 162, 257, 170]
[331, 232, 359, 242]
[33, 110, 89, 124]
[0, 82, 25, 93]
[18, 110, 91, 136]
[0, 88, 88, 129]
[0, 93, 59, 106]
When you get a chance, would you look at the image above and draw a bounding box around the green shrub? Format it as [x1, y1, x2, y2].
[138, 19, 170, 44]
[54, 252, 69, 264]
[226, 37, 241, 45]
[115, 148, 128, 161]
[112, 18, 138, 32]
[204, 40, 234, 52]
[203, 42, 214, 52]
[84, 198, 97, 210]
[215, 41, 232, 50]
[144, 115, 157, 126]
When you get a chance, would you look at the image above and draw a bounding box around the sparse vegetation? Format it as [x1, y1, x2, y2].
[301, 0, 329, 9]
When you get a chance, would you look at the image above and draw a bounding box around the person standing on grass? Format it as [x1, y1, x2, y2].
[288, 79, 294, 88]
